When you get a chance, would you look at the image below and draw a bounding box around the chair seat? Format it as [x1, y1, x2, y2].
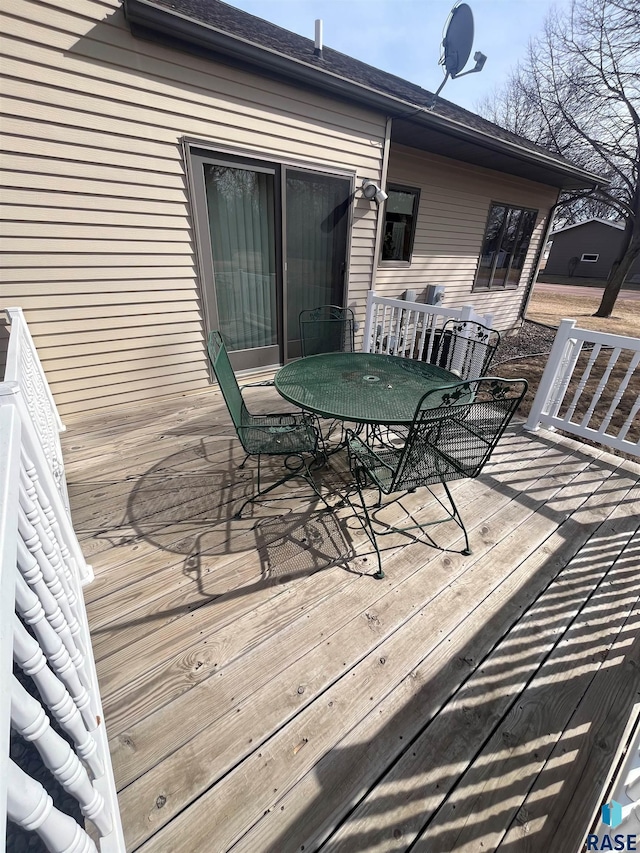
[239, 412, 318, 455]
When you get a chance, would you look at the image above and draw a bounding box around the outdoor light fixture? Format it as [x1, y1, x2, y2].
[361, 179, 388, 205]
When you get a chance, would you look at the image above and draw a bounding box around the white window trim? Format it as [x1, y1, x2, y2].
[580, 253, 599, 262]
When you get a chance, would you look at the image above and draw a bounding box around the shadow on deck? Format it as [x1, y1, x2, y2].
[62, 387, 640, 853]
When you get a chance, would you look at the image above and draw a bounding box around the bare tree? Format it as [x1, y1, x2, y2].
[478, 0, 640, 317]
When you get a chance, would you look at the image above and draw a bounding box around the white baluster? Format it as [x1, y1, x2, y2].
[15, 577, 102, 765]
[598, 350, 640, 438]
[18, 507, 86, 659]
[16, 536, 91, 692]
[21, 448, 77, 590]
[20, 476, 81, 627]
[11, 678, 112, 836]
[7, 760, 98, 853]
[14, 615, 97, 734]
[580, 346, 622, 428]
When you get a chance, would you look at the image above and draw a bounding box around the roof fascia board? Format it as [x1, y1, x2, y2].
[125, 0, 605, 189]
[551, 218, 625, 235]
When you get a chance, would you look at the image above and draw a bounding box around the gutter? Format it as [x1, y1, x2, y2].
[124, 0, 604, 189]
[370, 117, 393, 294]
[518, 196, 561, 323]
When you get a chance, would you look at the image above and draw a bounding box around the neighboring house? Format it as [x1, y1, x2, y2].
[543, 219, 640, 282]
[1, 0, 603, 418]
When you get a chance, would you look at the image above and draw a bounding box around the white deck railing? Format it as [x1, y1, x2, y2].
[4, 308, 70, 513]
[1, 311, 125, 852]
[526, 318, 640, 457]
[362, 291, 493, 361]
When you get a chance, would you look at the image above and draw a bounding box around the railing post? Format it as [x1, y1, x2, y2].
[0, 402, 21, 846]
[362, 290, 375, 353]
[5, 307, 69, 512]
[525, 319, 577, 431]
[8, 384, 94, 587]
[5, 308, 64, 434]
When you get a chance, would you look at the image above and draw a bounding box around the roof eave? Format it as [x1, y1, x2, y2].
[124, 0, 605, 191]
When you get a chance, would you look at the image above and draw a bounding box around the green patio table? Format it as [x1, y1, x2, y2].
[274, 351, 462, 425]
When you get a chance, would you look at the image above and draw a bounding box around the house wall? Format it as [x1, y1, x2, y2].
[376, 145, 559, 331]
[0, 0, 386, 417]
[544, 222, 623, 279]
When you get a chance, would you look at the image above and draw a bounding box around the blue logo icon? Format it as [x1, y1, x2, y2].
[602, 801, 623, 829]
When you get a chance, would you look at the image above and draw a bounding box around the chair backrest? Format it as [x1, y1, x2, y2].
[207, 330, 247, 433]
[436, 320, 501, 380]
[299, 305, 355, 357]
[392, 377, 527, 491]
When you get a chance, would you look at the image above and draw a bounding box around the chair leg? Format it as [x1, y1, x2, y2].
[234, 453, 332, 519]
[441, 479, 471, 555]
[345, 471, 384, 579]
[370, 479, 471, 556]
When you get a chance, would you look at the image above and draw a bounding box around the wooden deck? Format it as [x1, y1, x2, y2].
[62, 385, 640, 853]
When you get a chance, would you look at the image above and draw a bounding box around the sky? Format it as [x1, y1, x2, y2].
[228, 0, 569, 112]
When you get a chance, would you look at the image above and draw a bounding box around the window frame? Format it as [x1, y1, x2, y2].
[378, 184, 421, 267]
[473, 201, 539, 292]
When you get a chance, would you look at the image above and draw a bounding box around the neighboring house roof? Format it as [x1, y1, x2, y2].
[124, 0, 606, 191]
[551, 218, 625, 236]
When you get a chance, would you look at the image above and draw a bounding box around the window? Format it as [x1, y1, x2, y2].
[474, 203, 538, 290]
[380, 185, 420, 264]
[581, 253, 599, 262]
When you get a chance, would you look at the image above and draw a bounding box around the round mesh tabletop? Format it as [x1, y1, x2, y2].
[275, 352, 461, 424]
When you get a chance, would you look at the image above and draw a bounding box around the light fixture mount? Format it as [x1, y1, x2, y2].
[361, 179, 388, 204]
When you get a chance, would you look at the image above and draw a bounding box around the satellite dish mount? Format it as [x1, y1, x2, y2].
[433, 3, 487, 101]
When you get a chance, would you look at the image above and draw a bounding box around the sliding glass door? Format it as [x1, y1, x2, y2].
[285, 170, 350, 359]
[192, 150, 351, 371]
[202, 162, 280, 369]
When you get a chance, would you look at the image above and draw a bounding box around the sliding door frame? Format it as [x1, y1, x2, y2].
[184, 139, 356, 374]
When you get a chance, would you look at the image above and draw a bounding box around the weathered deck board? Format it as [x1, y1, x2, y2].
[61, 386, 640, 853]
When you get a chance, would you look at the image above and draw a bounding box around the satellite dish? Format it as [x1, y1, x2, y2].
[431, 2, 487, 103]
[441, 2, 474, 78]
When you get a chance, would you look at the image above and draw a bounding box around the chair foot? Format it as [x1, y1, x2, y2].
[373, 569, 385, 580]
[461, 548, 471, 556]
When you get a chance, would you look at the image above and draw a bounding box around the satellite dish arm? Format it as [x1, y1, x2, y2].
[433, 71, 450, 99]
[451, 51, 487, 79]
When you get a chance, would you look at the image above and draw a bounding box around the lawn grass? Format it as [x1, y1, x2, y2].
[526, 288, 640, 338]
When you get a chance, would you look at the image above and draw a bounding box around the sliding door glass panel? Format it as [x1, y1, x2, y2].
[285, 170, 350, 357]
[203, 164, 277, 352]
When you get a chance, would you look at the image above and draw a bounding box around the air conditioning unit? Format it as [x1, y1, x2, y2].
[424, 285, 445, 305]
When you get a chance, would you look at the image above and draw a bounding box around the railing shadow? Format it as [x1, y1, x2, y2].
[253, 511, 640, 853]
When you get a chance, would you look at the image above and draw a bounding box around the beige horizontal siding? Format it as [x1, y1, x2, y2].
[375, 144, 557, 330]
[376, 145, 558, 331]
[0, 188, 191, 216]
[1, 0, 385, 415]
[35, 332, 204, 363]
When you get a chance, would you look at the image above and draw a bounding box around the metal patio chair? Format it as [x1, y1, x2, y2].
[435, 320, 501, 379]
[346, 376, 528, 578]
[299, 305, 355, 357]
[207, 331, 329, 518]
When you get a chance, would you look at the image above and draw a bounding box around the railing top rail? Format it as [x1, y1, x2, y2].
[556, 318, 640, 350]
[367, 292, 470, 319]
